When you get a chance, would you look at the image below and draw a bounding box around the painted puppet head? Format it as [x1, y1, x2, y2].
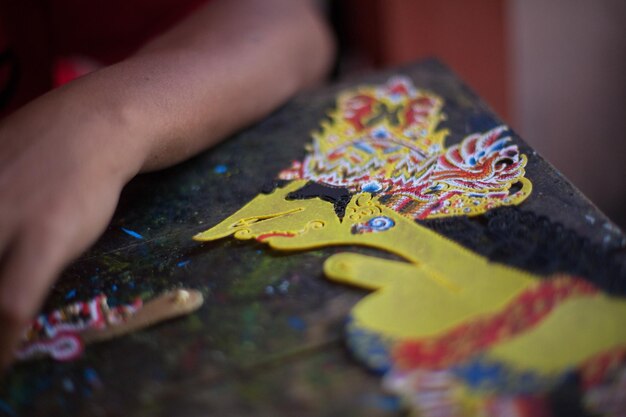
[194, 78, 626, 417]
[195, 76, 531, 246]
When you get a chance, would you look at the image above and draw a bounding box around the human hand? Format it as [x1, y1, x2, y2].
[0, 0, 334, 370]
[0, 87, 142, 369]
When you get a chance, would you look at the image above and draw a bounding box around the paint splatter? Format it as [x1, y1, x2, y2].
[287, 316, 306, 332]
[84, 368, 103, 390]
[0, 400, 16, 417]
[65, 289, 77, 300]
[213, 164, 228, 174]
[278, 280, 290, 294]
[121, 228, 144, 240]
[177, 260, 191, 268]
[366, 394, 402, 412]
[62, 378, 75, 393]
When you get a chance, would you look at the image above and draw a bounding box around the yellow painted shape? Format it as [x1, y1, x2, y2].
[195, 182, 626, 379]
[193, 180, 334, 242]
[193, 78, 623, 379]
[195, 183, 626, 377]
[324, 253, 529, 339]
[196, 185, 535, 342]
[488, 295, 626, 374]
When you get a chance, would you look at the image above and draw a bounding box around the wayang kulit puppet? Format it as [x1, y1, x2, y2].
[194, 77, 626, 417]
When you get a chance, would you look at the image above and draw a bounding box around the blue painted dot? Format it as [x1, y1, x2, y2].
[111, 284, 118, 292]
[0, 399, 16, 417]
[369, 395, 401, 412]
[85, 368, 97, 380]
[121, 228, 144, 240]
[362, 181, 382, 193]
[84, 368, 102, 389]
[62, 378, 75, 393]
[65, 289, 77, 300]
[287, 316, 306, 331]
[214, 164, 228, 174]
[177, 260, 191, 268]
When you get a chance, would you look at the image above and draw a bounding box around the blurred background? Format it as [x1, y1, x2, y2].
[331, 0, 626, 229]
[1, 0, 624, 228]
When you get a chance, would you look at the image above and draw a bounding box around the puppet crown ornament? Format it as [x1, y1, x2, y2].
[194, 77, 626, 417]
[277, 76, 531, 219]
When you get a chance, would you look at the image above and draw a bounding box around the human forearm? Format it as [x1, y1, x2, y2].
[59, 0, 335, 173]
[0, 0, 334, 368]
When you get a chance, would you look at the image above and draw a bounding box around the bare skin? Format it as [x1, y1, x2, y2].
[0, 0, 335, 368]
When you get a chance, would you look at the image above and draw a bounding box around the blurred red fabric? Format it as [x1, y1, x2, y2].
[45, 0, 207, 65]
[0, 0, 208, 108]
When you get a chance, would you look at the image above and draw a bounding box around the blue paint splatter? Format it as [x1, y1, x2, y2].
[177, 260, 191, 268]
[278, 280, 290, 294]
[368, 395, 401, 412]
[121, 228, 144, 240]
[383, 145, 401, 154]
[62, 378, 75, 393]
[84, 368, 103, 389]
[65, 289, 77, 300]
[287, 316, 306, 332]
[213, 164, 228, 174]
[354, 141, 375, 154]
[111, 284, 118, 292]
[0, 400, 16, 417]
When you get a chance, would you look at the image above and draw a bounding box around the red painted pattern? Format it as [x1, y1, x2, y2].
[256, 232, 296, 242]
[393, 276, 598, 370]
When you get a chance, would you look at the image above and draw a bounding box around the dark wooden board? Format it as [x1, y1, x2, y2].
[1, 59, 624, 417]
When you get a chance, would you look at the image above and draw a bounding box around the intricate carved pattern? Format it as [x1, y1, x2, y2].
[194, 77, 626, 417]
[279, 77, 531, 220]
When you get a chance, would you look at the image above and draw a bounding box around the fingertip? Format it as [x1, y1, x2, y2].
[0, 309, 26, 373]
[0, 286, 27, 373]
[0, 280, 36, 342]
[0, 239, 57, 373]
[0, 232, 65, 330]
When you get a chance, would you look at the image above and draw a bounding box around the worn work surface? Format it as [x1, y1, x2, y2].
[1, 60, 625, 417]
